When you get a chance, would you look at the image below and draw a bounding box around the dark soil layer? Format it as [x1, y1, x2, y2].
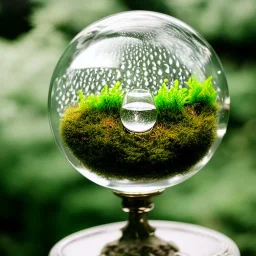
[60, 104, 218, 182]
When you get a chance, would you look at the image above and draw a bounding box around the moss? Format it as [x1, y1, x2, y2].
[60, 76, 218, 181]
[60, 101, 218, 181]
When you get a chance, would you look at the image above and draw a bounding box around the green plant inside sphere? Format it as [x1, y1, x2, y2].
[49, 11, 229, 194]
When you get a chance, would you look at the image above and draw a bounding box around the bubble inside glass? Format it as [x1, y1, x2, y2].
[49, 11, 229, 193]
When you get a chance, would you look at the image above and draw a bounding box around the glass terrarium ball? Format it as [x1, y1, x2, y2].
[49, 11, 229, 193]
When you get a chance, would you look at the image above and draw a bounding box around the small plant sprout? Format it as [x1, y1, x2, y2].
[77, 81, 124, 112]
[154, 76, 216, 113]
[77, 76, 217, 113]
[185, 76, 217, 105]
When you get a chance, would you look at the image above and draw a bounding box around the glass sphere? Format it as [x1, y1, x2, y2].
[48, 11, 229, 193]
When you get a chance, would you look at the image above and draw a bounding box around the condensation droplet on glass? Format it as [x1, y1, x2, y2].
[158, 69, 163, 76]
[165, 68, 170, 74]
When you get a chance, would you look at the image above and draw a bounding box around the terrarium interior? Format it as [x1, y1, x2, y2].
[49, 11, 229, 193]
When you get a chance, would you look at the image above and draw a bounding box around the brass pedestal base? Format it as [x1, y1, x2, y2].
[101, 236, 177, 256]
[100, 190, 178, 256]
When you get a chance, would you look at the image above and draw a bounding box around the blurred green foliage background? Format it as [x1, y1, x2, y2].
[0, 0, 256, 255]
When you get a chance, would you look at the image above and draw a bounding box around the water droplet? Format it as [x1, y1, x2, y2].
[126, 70, 131, 77]
[120, 89, 157, 133]
[164, 64, 170, 74]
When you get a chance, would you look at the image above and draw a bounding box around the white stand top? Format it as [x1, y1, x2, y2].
[49, 221, 240, 256]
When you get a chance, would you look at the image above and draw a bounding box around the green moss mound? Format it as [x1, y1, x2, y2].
[60, 103, 218, 181]
[60, 76, 218, 181]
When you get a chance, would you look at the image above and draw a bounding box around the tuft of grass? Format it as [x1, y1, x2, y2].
[76, 76, 217, 114]
[154, 76, 217, 113]
[77, 81, 123, 112]
[154, 78, 188, 113]
[185, 76, 217, 105]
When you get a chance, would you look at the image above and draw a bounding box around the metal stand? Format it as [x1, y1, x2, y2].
[49, 191, 240, 256]
[49, 222, 240, 256]
[100, 190, 178, 256]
